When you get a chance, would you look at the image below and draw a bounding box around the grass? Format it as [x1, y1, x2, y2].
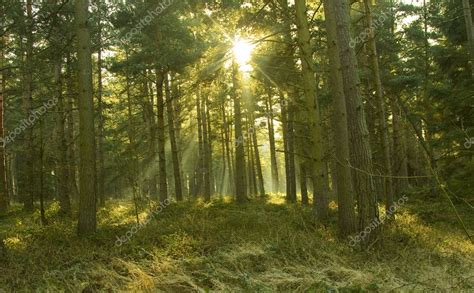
[0, 193, 472, 292]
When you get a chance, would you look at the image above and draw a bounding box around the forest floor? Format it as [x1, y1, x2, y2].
[0, 191, 473, 292]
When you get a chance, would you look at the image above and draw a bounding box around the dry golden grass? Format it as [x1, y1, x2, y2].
[0, 193, 472, 292]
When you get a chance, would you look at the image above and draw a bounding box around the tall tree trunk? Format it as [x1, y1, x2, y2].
[0, 35, 8, 213]
[124, 61, 140, 223]
[202, 92, 211, 201]
[222, 102, 234, 194]
[247, 127, 257, 196]
[75, 0, 97, 236]
[391, 96, 409, 195]
[55, 60, 71, 215]
[155, 71, 168, 203]
[39, 120, 46, 225]
[8, 154, 18, 203]
[323, 0, 356, 236]
[24, 0, 35, 211]
[363, 0, 394, 209]
[145, 70, 158, 197]
[287, 100, 297, 202]
[66, 54, 79, 201]
[232, 60, 247, 203]
[251, 115, 265, 197]
[96, 1, 106, 207]
[328, 0, 379, 240]
[219, 115, 227, 196]
[280, 94, 296, 203]
[165, 73, 183, 201]
[422, 0, 438, 195]
[195, 87, 204, 197]
[295, 0, 328, 218]
[205, 95, 214, 195]
[462, 0, 474, 79]
[265, 94, 279, 193]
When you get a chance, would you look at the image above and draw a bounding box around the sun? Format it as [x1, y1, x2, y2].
[232, 38, 255, 69]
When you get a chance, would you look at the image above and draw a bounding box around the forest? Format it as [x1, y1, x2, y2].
[0, 0, 473, 291]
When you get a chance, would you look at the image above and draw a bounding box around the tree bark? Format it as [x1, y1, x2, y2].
[75, 0, 97, 236]
[201, 91, 211, 201]
[96, 1, 106, 207]
[66, 54, 79, 201]
[195, 87, 204, 197]
[222, 102, 234, 194]
[251, 115, 265, 197]
[462, 0, 474, 79]
[23, 0, 35, 211]
[265, 94, 279, 193]
[145, 69, 158, 197]
[205, 94, 214, 196]
[0, 35, 8, 213]
[55, 60, 71, 215]
[124, 60, 140, 223]
[363, 0, 394, 210]
[165, 73, 183, 201]
[232, 60, 247, 203]
[391, 96, 409, 195]
[327, 0, 379, 239]
[323, 0, 356, 236]
[280, 94, 296, 203]
[156, 71, 168, 203]
[295, 0, 328, 218]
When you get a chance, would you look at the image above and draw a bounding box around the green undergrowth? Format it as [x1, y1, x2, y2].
[0, 193, 472, 292]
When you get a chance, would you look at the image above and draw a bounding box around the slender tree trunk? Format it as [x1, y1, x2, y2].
[24, 0, 35, 211]
[222, 102, 234, 194]
[96, 2, 106, 207]
[287, 99, 297, 202]
[363, 0, 394, 209]
[39, 120, 47, 225]
[391, 96, 409, 195]
[247, 127, 257, 196]
[280, 94, 296, 203]
[155, 71, 168, 203]
[462, 0, 474, 79]
[66, 54, 79, 201]
[232, 60, 247, 203]
[202, 92, 211, 201]
[251, 115, 265, 197]
[205, 95, 214, 196]
[195, 87, 204, 197]
[145, 70, 158, 197]
[422, 0, 438, 195]
[323, 0, 356, 236]
[165, 73, 183, 201]
[220, 116, 227, 196]
[75, 0, 97, 236]
[55, 60, 71, 215]
[124, 62, 140, 223]
[8, 154, 18, 203]
[295, 0, 328, 218]
[265, 94, 279, 193]
[0, 35, 8, 213]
